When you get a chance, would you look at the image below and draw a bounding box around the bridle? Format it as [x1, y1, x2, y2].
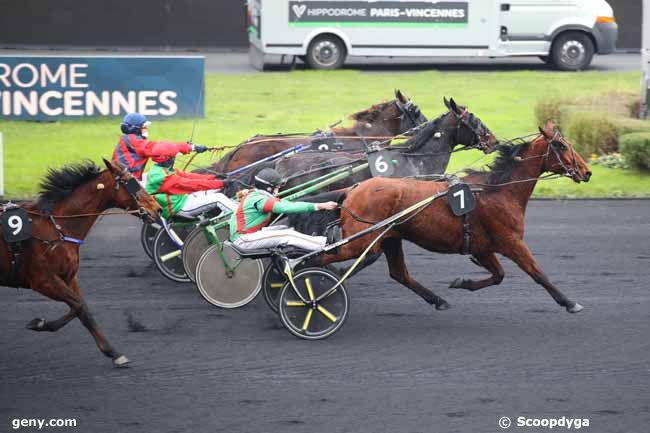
[112, 168, 155, 222]
[453, 107, 495, 153]
[395, 99, 427, 133]
[544, 131, 581, 180]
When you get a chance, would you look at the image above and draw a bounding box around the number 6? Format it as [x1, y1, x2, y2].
[8, 215, 23, 235]
[375, 155, 389, 173]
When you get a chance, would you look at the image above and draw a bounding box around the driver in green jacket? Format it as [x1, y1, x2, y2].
[229, 168, 337, 251]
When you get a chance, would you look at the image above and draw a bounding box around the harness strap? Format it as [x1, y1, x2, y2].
[7, 242, 22, 287]
[461, 214, 471, 255]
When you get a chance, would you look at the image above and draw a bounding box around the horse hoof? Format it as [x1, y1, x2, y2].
[112, 355, 130, 368]
[567, 302, 584, 313]
[26, 318, 46, 331]
[449, 278, 463, 289]
[435, 300, 451, 311]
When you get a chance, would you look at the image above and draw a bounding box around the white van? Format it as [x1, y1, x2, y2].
[247, 0, 618, 71]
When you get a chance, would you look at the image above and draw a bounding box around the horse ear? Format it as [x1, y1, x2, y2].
[538, 126, 551, 139]
[544, 119, 555, 131]
[102, 158, 116, 172]
[395, 89, 407, 103]
[443, 97, 451, 110]
[449, 98, 460, 114]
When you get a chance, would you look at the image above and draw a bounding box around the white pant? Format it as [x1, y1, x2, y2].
[178, 190, 237, 217]
[234, 227, 326, 252]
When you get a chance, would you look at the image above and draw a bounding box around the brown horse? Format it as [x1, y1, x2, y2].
[0, 159, 161, 367]
[206, 89, 427, 173]
[320, 121, 591, 313]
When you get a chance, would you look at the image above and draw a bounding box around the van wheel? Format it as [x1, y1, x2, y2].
[551, 32, 594, 71]
[306, 35, 346, 70]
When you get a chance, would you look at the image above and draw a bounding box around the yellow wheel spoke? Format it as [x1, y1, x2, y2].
[270, 283, 283, 288]
[317, 305, 337, 323]
[286, 301, 306, 307]
[305, 278, 315, 301]
[302, 309, 313, 331]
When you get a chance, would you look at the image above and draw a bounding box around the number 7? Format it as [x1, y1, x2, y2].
[453, 189, 465, 209]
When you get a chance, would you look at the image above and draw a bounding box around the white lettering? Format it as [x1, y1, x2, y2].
[12, 63, 38, 88]
[0, 64, 10, 87]
[111, 90, 136, 115]
[69, 64, 88, 88]
[1, 91, 9, 114]
[138, 90, 159, 116]
[39, 90, 63, 116]
[85, 91, 110, 115]
[63, 90, 84, 115]
[13, 91, 38, 115]
[41, 64, 66, 87]
[158, 90, 178, 116]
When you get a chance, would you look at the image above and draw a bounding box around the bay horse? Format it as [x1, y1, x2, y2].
[0, 159, 161, 367]
[319, 121, 591, 313]
[205, 89, 427, 173]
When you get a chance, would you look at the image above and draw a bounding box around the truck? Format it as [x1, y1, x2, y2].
[247, 0, 618, 71]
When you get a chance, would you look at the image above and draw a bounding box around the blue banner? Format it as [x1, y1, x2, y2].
[0, 56, 204, 120]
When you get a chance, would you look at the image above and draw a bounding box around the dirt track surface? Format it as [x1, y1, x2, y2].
[1, 200, 649, 433]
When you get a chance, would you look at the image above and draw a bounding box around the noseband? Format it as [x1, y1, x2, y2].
[454, 107, 493, 152]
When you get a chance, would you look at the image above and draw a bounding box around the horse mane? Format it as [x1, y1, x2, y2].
[37, 160, 103, 207]
[348, 100, 394, 123]
[465, 140, 531, 185]
[401, 112, 446, 150]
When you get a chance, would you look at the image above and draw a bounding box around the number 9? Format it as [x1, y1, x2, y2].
[8, 215, 23, 236]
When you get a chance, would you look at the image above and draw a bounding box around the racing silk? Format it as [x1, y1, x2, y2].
[145, 164, 224, 219]
[112, 134, 193, 180]
[229, 190, 317, 241]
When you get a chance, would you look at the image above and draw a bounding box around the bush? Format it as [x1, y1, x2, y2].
[534, 97, 567, 131]
[564, 111, 619, 155]
[620, 132, 650, 171]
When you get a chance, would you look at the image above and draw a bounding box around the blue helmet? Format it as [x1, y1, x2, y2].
[120, 113, 150, 135]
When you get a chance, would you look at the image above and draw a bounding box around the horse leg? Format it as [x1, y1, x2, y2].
[27, 308, 78, 332]
[382, 238, 450, 310]
[449, 252, 505, 291]
[505, 241, 583, 313]
[69, 278, 130, 367]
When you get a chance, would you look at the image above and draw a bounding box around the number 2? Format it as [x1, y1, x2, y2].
[453, 189, 465, 209]
[8, 215, 23, 235]
[375, 155, 389, 173]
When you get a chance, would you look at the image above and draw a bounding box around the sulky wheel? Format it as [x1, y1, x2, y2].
[182, 226, 229, 282]
[195, 243, 263, 308]
[261, 251, 308, 314]
[152, 224, 194, 283]
[140, 221, 161, 260]
[278, 267, 349, 340]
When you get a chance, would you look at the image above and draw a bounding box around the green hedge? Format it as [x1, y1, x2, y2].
[620, 132, 650, 171]
[564, 111, 619, 156]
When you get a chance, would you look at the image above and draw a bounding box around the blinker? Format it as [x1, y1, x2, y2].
[124, 178, 141, 195]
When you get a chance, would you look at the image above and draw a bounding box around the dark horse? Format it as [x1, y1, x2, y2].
[0, 159, 161, 367]
[206, 89, 427, 173]
[318, 121, 591, 313]
[279, 97, 497, 192]
[284, 97, 498, 238]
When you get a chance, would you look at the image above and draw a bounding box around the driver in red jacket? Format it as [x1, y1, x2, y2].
[112, 112, 208, 180]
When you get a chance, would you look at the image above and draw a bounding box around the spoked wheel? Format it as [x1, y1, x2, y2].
[195, 243, 263, 308]
[279, 268, 349, 340]
[262, 251, 308, 314]
[140, 222, 161, 260]
[152, 224, 194, 283]
[182, 226, 229, 282]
